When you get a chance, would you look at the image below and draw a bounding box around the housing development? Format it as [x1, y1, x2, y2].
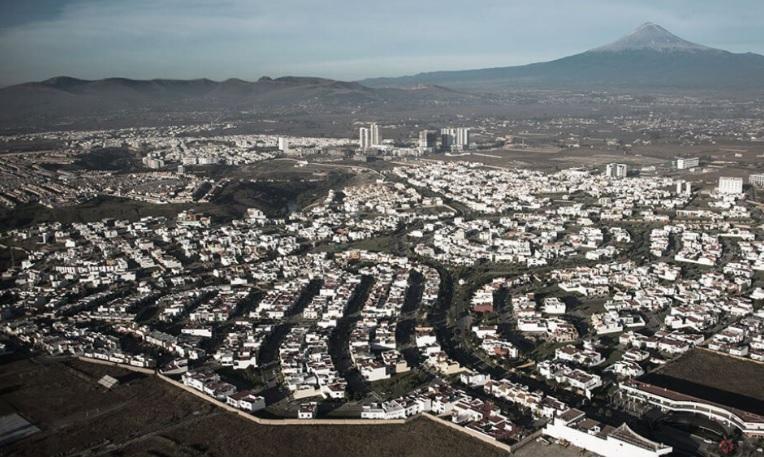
[2, 106, 764, 457]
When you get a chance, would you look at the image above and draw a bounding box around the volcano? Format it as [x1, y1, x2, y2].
[361, 23, 764, 90]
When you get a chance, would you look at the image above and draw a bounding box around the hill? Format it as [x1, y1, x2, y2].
[0, 76, 487, 130]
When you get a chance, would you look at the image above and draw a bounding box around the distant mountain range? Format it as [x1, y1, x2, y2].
[1, 23, 763, 130]
[361, 23, 764, 90]
[0, 75, 485, 129]
[0, 75, 479, 116]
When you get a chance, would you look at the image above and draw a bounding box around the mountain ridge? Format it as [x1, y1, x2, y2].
[0, 74, 492, 130]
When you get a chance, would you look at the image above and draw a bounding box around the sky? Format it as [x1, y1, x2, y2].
[1, 0, 763, 86]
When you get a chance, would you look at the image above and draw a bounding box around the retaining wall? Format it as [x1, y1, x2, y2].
[76, 356, 514, 453]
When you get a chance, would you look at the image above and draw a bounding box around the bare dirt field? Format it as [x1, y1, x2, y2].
[426, 146, 664, 171]
[510, 436, 593, 457]
[422, 140, 764, 175]
[648, 348, 764, 403]
[0, 356, 507, 456]
[641, 348, 764, 417]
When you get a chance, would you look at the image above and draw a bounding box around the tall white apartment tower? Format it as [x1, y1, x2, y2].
[440, 127, 470, 151]
[277, 137, 289, 153]
[605, 163, 627, 178]
[455, 127, 470, 149]
[369, 123, 380, 146]
[419, 130, 431, 152]
[675, 180, 692, 196]
[359, 127, 370, 151]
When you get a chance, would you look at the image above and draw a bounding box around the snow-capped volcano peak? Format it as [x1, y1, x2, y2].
[591, 22, 716, 53]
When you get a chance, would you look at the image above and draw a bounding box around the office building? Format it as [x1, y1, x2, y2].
[440, 129, 453, 151]
[418, 130, 437, 153]
[719, 176, 743, 194]
[676, 157, 699, 170]
[750, 174, 764, 188]
[143, 157, 164, 169]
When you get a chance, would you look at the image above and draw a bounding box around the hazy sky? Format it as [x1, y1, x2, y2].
[1, 0, 763, 86]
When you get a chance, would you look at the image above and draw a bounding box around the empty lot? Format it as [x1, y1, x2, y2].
[0, 356, 507, 456]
